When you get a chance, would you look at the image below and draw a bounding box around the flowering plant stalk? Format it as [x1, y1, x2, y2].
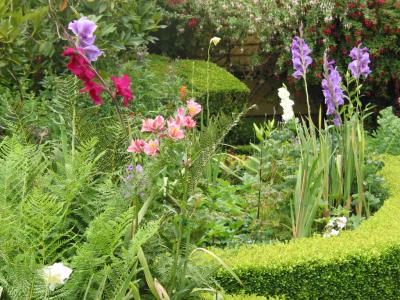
[62, 17, 134, 138]
[205, 36, 221, 127]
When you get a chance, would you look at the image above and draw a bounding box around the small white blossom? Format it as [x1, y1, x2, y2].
[210, 36, 221, 46]
[323, 228, 340, 238]
[336, 216, 347, 229]
[42, 262, 73, 291]
[327, 216, 347, 229]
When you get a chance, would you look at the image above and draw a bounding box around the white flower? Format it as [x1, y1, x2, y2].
[210, 36, 221, 46]
[278, 87, 290, 100]
[327, 216, 347, 229]
[336, 216, 347, 229]
[330, 229, 340, 236]
[278, 85, 295, 122]
[323, 228, 340, 238]
[42, 262, 73, 291]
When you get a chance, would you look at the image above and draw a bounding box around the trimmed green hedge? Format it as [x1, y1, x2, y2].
[213, 155, 400, 299]
[175, 59, 250, 116]
[143, 54, 249, 116]
[201, 292, 283, 300]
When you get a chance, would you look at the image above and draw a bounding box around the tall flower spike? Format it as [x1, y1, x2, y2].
[348, 45, 371, 79]
[321, 53, 344, 126]
[291, 36, 313, 79]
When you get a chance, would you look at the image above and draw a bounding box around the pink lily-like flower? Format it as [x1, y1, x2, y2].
[167, 119, 185, 140]
[183, 115, 196, 128]
[174, 107, 186, 126]
[141, 116, 165, 132]
[187, 99, 202, 117]
[153, 115, 165, 130]
[143, 139, 159, 156]
[127, 139, 145, 153]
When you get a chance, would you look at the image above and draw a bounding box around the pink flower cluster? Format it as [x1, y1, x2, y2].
[127, 99, 202, 156]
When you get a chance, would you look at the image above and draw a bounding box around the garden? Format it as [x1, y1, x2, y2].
[1, 0, 400, 299]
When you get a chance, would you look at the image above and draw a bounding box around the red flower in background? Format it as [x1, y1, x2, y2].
[168, 0, 186, 5]
[188, 18, 199, 28]
[348, 2, 357, 9]
[363, 19, 374, 29]
[111, 75, 134, 107]
[323, 28, 332, 36]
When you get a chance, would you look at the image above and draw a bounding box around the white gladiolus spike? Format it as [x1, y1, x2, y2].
[278, 85, 295, 122]
[42, 262, 73, 291]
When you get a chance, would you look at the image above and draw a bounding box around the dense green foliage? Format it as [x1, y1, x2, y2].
[213, 155, 400, 299]
[370, 107, 400, 155]
[0, 0, 163, 90]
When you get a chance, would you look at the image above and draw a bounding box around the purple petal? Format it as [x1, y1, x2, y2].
[84, 45, 103, 62]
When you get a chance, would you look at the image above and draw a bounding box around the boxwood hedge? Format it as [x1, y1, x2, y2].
[213, 155, 400, 299]
[141, 54, 249, 116]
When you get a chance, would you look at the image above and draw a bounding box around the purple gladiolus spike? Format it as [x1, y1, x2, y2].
[291, 36, 313, 79]
[321, 54, 344, 126]
[348, 45, 371, 79]
[68, 17, 102, 62]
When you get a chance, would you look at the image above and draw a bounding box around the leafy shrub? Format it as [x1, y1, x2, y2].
[370, 107, 400, 155]
[0, 0, 164, 90]
[212, 155, 400, 299]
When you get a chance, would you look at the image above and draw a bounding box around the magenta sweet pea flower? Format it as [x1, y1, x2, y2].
[111, 75, 134, 107]
[80, 81, 104, 105]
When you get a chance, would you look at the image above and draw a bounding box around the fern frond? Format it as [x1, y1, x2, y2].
[187, 111, 245, 194]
